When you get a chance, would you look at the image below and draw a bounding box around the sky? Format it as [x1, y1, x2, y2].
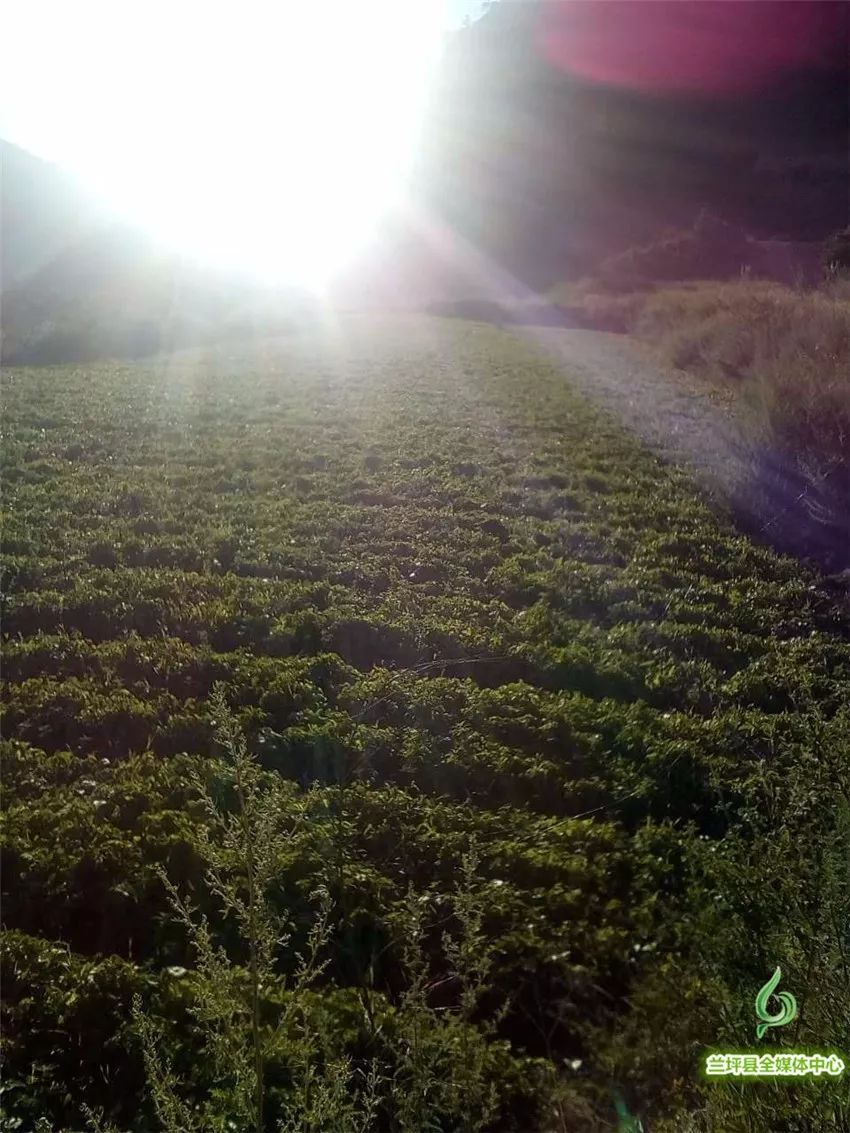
[1, 0, 493, 283]
[0, 0, 490, 165]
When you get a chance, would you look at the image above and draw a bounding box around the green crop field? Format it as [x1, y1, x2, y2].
[3, 317, 849, 1131]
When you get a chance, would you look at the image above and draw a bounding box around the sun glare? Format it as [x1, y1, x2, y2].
[3, 1, 448, 287]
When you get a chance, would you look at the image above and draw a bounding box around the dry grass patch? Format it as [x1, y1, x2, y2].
[633, 280, 850, 569]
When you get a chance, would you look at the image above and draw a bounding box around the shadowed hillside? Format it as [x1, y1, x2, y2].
[415, 0, 848, 286]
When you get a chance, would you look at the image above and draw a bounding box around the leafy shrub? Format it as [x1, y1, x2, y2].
[1, 931, 148, 1127]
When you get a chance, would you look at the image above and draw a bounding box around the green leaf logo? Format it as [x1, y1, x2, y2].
[755, 966, 797, 1039]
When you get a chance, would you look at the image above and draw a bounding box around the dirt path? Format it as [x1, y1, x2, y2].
[525, 327, 748, 501]
[517, 326, 850, 576]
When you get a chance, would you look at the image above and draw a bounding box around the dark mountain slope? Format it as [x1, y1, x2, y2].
[415, 0, 850, 284]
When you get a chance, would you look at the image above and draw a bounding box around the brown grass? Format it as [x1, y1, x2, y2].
[545, 280, 653, 331]
[633, 279, 850, 568]
[633, 279, 849, 376]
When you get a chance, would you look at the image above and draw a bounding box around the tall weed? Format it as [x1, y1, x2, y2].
[125, 686, 518, 1132]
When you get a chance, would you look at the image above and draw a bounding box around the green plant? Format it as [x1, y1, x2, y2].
[132, 683, 364, 1133]
[4, 322, 850, 1130]
[387, 850, 502, 1133]
[128, 688, 523, 1132]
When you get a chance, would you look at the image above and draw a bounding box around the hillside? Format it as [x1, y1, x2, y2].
[1, 140, 105, 288]
[418, 0, 850, 283]
[0, 141, 321, 364]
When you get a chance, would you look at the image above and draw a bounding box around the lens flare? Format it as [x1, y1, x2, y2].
[1, 1, 448, 286]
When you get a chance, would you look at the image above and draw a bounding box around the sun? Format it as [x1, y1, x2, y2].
[1, 1, 448, 288]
